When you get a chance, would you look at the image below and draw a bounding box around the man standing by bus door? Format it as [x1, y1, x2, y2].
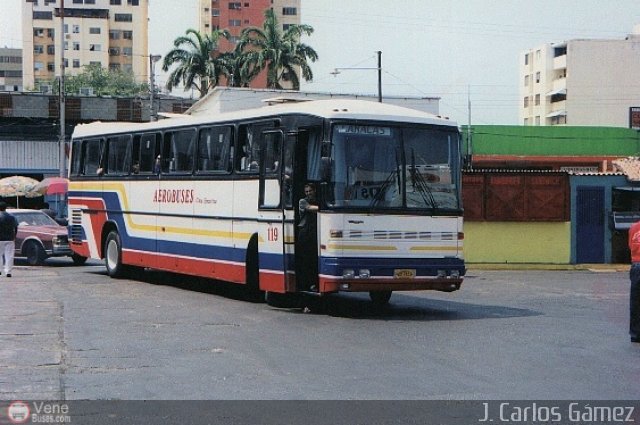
[0, 201, 18, 278]
[627, 220, 640, 342]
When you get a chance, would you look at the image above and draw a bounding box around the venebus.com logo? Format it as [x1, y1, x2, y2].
[6, 401, 71, 424]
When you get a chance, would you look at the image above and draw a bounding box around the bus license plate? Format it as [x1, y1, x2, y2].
[394, 269, 416, 279]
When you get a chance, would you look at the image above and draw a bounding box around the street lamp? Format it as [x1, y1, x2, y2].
[149, 54, 162, 121]
[331, 51, 382, 102]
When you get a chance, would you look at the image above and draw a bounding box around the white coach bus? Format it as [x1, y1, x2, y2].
[68, 99, 465, 306]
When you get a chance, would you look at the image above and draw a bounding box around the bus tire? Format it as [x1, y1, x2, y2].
[104, 231, 127, 278]
[244, 235, 264, 302]
[265, 291, 301, 309]
[71, 253, 88, 266]
[369, 290, 392, 306]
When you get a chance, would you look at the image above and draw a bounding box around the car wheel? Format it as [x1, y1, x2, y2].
[24, 241, 46, 266]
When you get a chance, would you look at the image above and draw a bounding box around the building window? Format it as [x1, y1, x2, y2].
[536, 49, 541, 60]
[523, 96, 529, 108]
[524, 53, 529, 65]
[33, 11, 53, 20]
[73, 42, 80, 51]
[89, 44, 101, 51]
[64, 58, 68, 68]
[114, 13, 132, 22]
[535, 72, 540, 83]
[85, 0, 95, 3]
[212, 9, 220, 16]
[109, 63, 121, 71]
[47, 28, 55, 38]
[89, 27, 101, 34]
[282, 7, 297, 15]
[109, 30, 121, 39]
[64, 41, 69, 50]
[524, 75, 529, 87]
[64, 24, 69, 34]
[73, 59, 80, 68]
[123, 31, 133, 40]
[73, 0, 83, 4]
[229, 19, 241, 26]
[535, 94, 540, 106]
[33, 28, 45, 37]
[127, 0, 140, 5]
[283, 24, 293, 31]
[47, 45, 55, 54]
[109, 47, 120, 56]
[535, 116, 540, 125]
[34, 62, 44, 71]
[524, 118, 529, 125]
[73, 25, 80, 34]
[34, 45, 44, 54]
[229, 2, 241, 9]
[89, 61, 101, 67]
[110, 0, 122, 4]
[122, 47, 132, 56]
[47, 62, 55, 72]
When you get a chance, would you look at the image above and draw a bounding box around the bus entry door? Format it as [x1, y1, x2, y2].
[258, 131, 296, 293]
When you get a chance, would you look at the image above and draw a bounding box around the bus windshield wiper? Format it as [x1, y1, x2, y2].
[371, 149, 401, 208]
[410, 150, 438, 210]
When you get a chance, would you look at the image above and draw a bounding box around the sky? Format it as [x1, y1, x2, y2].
[1, 0, 639, 125]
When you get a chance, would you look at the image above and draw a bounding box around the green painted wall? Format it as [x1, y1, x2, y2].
[464, 222, 571, 264]
[461, 126, 640, 156]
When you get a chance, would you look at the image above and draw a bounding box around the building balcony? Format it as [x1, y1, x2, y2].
[553, 54, 566, 70]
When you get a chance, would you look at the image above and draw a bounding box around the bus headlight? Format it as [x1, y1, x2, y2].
[450, 269, 461, 279]
[437, 269, 447, 278]
[342, 269, 355, 279]
[358, 269, 370, 279]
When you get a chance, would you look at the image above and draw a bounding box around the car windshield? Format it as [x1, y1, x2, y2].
[14, 212, 58, 227]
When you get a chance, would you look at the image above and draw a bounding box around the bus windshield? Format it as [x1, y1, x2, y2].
[326, 123, 461, 211]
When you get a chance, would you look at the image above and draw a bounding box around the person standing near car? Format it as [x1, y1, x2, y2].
[0, 201, 18, 277]
[627, 220, 640, 343]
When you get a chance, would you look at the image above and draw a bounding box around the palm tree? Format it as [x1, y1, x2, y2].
[162, 29, 230, 98]
[236, 8, 318, 90]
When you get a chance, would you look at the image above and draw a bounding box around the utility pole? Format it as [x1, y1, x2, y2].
[331, 51, 383, 103]
[377, 50, 382, 103]
[149, 54, 161, 121]
[59, 0, 66, 177]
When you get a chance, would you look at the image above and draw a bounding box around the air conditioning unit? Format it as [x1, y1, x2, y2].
[40, 84, 52, 94]
[79, 87, 94, 96]
[65, 34, 71, 39]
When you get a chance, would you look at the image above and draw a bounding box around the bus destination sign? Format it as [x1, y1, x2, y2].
[336, 125, 391, 136]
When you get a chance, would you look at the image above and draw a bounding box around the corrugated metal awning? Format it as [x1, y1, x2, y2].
[546, 88, 566, 97]
[546, 110, 567, 118]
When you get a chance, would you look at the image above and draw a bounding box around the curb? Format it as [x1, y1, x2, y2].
[466, 263, 630, 272]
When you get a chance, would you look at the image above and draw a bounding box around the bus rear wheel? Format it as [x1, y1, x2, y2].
[265, 291, 301, 309]
[104, 231, 127, 278]
[369, 290, 392, 306]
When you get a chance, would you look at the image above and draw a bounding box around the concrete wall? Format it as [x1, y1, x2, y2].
[464, 221, 571, 264]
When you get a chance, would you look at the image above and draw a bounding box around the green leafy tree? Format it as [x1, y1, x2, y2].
[162, 28, 230, 98]
[46, 64, 148, 96]
[236, 8, 318, 90]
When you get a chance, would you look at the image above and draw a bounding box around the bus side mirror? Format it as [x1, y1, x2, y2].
[321, 157, 332, 181]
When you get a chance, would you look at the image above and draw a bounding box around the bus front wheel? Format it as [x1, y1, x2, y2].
[104, 231, 126, 278]
[369, 290, 392, 306]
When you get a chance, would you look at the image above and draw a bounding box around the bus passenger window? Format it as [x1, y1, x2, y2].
[197, 126, 232, 173]
[83, 138, 103, 176]
[163, 129, 196, 173]
[106, 135, 132, 175]
[133, 133, 160, 174]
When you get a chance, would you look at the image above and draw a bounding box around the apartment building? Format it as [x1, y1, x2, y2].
[520, 24, 640, 127]
[0, 48, 23, 92]
[198, 0, 301, 88]
[22, 0, 149, 92]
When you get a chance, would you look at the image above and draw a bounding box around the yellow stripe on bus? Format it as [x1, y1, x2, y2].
[70, 182, 258, 241]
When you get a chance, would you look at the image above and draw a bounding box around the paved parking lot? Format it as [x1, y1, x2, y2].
[0, 259, 638, 400]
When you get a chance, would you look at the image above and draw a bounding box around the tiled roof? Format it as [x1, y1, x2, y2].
[612, 157, 640, 181]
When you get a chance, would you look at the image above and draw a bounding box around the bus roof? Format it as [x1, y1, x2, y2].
[71, 99, 458, 139]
